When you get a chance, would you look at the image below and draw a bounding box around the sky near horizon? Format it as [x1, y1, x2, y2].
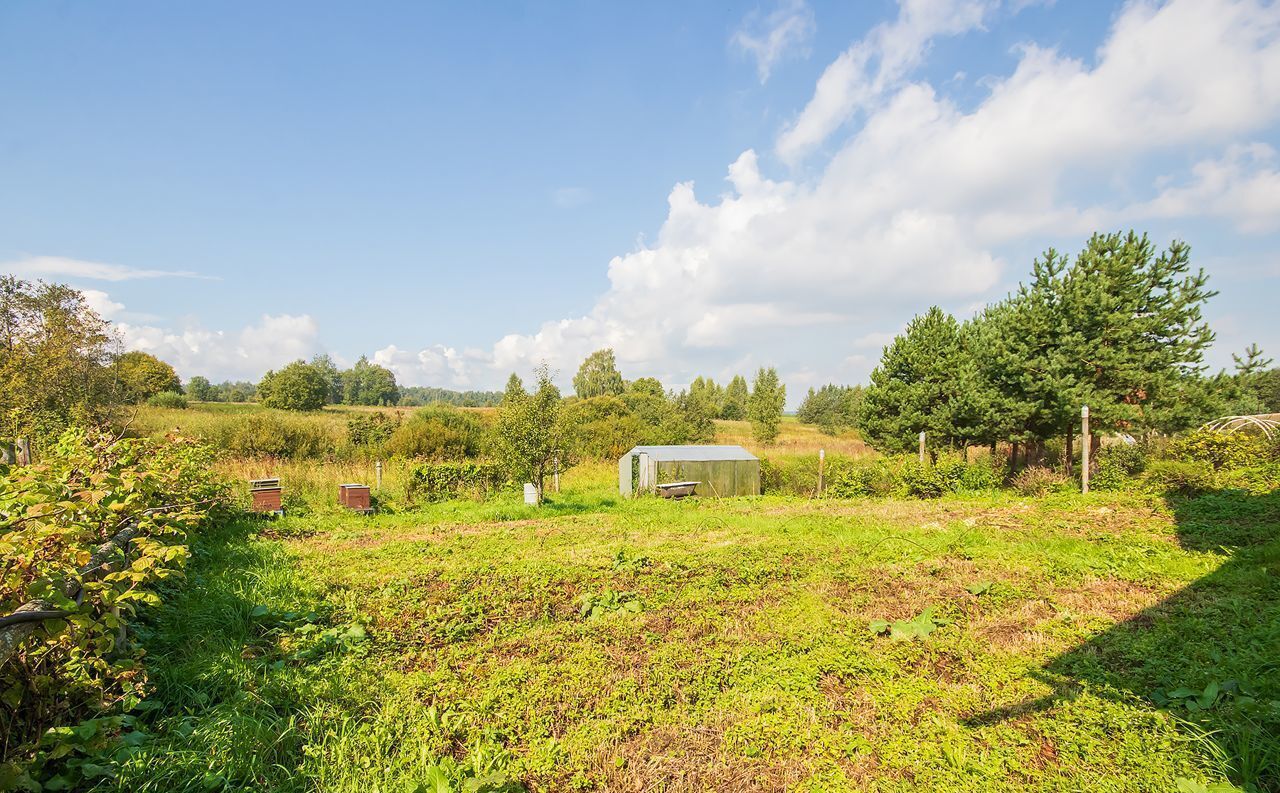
[3, 0, 1279, 400]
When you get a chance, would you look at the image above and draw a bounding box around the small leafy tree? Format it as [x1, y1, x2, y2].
[572, 348, 625, 398]
[341, 356, 399, 406]
[796, 384, 863, 435]
[721, 375, 749, 420]
[115, 351, 181, 403]
[258, 360, 329, 411]
[748, 367, 785, 444]
[492, 364, 571, 499]
[185, 375, 216, 402]
[310, 354, 344, 404]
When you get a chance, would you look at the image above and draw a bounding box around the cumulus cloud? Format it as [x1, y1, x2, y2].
[472, 0, 1280, 388]
[732, 0, 817, 83]
[4, 255, 210, 281]
[372, 343, 482, 388]
[1129, 143, 1280, 233]
[118, 312, 321, 380]
[777, 0, 996, 163]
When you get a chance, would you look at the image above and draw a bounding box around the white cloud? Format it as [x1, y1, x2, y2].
[477, 0, 1280, 389]
[81, 289, 125, 320]
[372, 343, 480, 388]
[732, 0, 816, 83]
[1129, 143, 1280, 233]
[4, 255, 209, 281]
[777, 0, 995, 164]
[118, 312, 320, 380]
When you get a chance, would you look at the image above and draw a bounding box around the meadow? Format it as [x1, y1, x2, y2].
[94, 420, 1277, 793]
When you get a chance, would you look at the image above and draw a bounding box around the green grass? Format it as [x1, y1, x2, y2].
[105, 470, 1278, 792]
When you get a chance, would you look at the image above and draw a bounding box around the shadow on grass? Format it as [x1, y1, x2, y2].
[968, 489, 1280, 790]
[120, 515, 325, 792]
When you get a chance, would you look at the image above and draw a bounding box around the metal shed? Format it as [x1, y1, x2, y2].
[618, 445, 760, 497]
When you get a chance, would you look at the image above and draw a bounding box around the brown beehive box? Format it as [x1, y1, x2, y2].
[249, 478, 283, 514]
[339, 483, 372, 512]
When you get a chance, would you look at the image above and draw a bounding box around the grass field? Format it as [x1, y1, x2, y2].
[111, 463, 1278, 792]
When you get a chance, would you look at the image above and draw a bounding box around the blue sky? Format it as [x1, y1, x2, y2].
[3, 0, 1279, 399]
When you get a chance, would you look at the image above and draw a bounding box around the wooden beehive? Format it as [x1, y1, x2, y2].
[338, 483, 371, 512]
[250, 478, 283, 514]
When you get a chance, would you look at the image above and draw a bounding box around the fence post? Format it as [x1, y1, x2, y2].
[817, 449, 825, 498]
[375, 460, 383, 492]
[1081, 406, 1090, 494]
[918, 431, 926, 464]
[553, 453, 560, 493]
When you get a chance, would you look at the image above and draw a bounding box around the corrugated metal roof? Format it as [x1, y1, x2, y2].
[623, 444, 758, 462]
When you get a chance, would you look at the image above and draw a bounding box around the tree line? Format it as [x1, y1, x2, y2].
[843, 232, 1279, 465]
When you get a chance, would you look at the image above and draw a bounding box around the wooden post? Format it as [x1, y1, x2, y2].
[15, 438, 30, 466]
[918, 432, 926, 464]
[817, 449, 826, 498]
[375, 460, 383, 492]
[553, 453, 560, 493]
[1081, 406, 1091, 494]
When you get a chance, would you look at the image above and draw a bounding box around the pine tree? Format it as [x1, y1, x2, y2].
[858, 307, 971, 453]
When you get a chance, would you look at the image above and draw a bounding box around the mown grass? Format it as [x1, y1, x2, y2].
[106, 463, 1278, 792]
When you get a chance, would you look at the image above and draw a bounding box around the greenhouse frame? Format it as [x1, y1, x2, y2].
[618, 444, 760, 497]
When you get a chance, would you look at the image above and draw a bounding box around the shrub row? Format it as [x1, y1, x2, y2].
[761, 453, 1008, 499]
[404, 461, 510, 503]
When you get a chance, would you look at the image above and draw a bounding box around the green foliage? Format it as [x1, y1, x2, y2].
[208, 411, 338, 458]
[1010, 465, 1073, 496]
[491, 365, 569, 497]
[145, 390, 188, 409]
[561, 395, 644, 459]
[346, 411, 400, 449]
[859, 307, 984, 452]
[0, 277, 118, 441]
[1170, 429, 1271, 471]
[399, 386, 503, 408]
[577, 589, 641, 621]
[342, 356, 399, 406]
[385, 405, 485, 460]
[796, 384, 863, 435]
[184, 375, 216, 402]
[258, 360, 330, 411]
[0, 428, 228, 758]
[1144, 460, 1216, 496]
[1091, 443, 1149, 491]
[115, 351, 181, 404]
[721, 375, 749, 420]
[572, 349, 625, 399]
[405, 462, 508, 504]
[869, 607, 945, 641]
[747, 366, 785, 444]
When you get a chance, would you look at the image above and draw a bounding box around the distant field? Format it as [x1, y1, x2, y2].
[112, 464, 1275, 792]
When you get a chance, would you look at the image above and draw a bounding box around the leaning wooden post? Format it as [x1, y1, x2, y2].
[817, 449, 826, 498]
[1080, 406, 1091, 494]
[918, 432, 926, 464]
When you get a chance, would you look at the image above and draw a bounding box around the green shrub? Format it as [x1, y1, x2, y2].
[405, 461, 508, 503]
[210, 412, 337, 459]
[900, 461, 946, 498]
[760, 455, 822, 496]
[1011, 465, 1073, 497]
[958, 457, 1006, 491]
[145, 390, 188, 409]
[347, 412, 399, 448]
[384, 404, 485, 460]
[1170, 428, 1271, 471]
[1092, 443, 1148, 491]
[1143, 460, 1216, 495]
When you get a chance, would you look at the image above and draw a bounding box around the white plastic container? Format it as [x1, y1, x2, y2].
[523, 483, 538, 505]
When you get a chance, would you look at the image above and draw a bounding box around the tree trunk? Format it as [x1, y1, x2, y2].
[1064, 429, 1074, 476]
[1010, 441, 1020, 472]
